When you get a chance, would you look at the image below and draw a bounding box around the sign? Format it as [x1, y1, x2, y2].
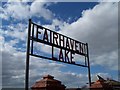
[30, 21, 88, 67]
[25, 19, 91, 90]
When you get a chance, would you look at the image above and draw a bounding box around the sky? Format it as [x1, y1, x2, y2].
[0, 0, 119, 89]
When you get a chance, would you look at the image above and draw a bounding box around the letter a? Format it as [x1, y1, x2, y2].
[43, 29, 49, 42]
[59, 49, 64, 61]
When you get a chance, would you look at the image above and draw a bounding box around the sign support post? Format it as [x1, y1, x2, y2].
[25, 19, 31, 90]
[25, 19, 92, 89]
[86, 43, 91, 87]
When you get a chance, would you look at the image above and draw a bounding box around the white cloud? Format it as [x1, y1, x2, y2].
[1, 2, 118, 88]
[29, 2, 118, 70]
[3, 23, 28, 41]
[98, 0, 120, 2]
[0, 36, 4, 89]
[2, 1, 30, 20]
[1, 0, 54, 20]
[0, 6, 8, 20]
[43, 19, 69, 31]
[30, 0, 54, 20]
[7, 0, 34, 2]
[58, 2, 118, 70]
[1, 39, 66, 88]
[1, 37, 99, 88]
[92, 50, 118, 70]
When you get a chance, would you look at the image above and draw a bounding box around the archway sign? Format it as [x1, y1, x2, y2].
[25, 19, 91, 90]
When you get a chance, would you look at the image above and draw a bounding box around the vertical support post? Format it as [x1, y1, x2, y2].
[25, 19, 31, 90]
[36, 26, 38, 39]
[86, 43, 91, 87]
[52, 46, 54, 59]
[31, 24, 34, 55]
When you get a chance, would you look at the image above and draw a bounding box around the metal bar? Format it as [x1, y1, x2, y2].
[52, 46, 54, 58]
[25, 19, 31, 90]
[85, 55, 87, 66]
[30, 37, 86, 56]
[84, 45, 87, 66]
[30, 53, 88, 67]
[36, 25, 38, 39]
[32, 22, 85, 45]
[86, 43, 91, 87]
[26, 20, 91, 89]
[31, 24, 34, 54]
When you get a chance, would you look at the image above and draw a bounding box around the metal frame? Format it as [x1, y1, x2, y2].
[25, 19, 91, 90]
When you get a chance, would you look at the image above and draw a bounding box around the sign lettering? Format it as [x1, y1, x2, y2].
[30, 22, 88, 66]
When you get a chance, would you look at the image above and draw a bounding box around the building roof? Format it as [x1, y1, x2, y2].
[31, 74, 66, 89]
[90, 75, 120, 89]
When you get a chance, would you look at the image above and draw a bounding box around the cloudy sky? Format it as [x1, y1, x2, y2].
[0, 0, 119, 89]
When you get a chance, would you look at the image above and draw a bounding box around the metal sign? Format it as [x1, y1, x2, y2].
[25, 19, 91, 90]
